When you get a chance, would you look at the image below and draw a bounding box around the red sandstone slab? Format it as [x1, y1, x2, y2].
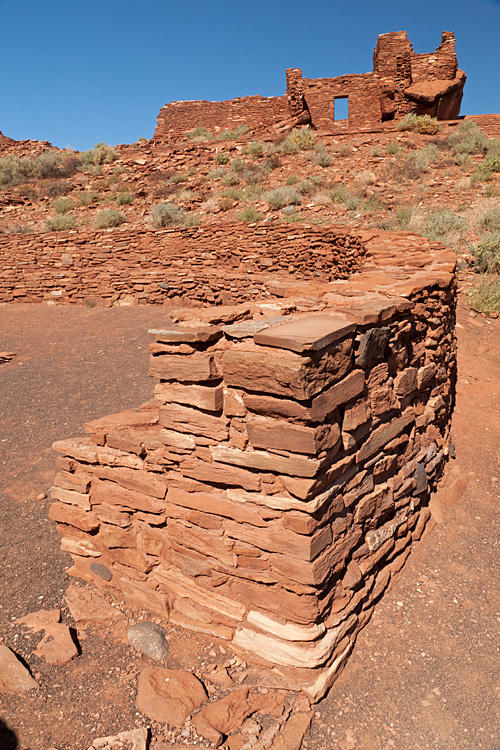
[166, 488, 267, 527]
[84, 410, 156, 435]
[247, 418, 341, 456]
[254, 315, 356, 353]
[309, 370, 365, 421]
[149, 353, 219, 382]
[148, 326, 222, 344]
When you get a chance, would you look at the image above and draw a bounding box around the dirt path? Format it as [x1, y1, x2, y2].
[0, 298, 499, 750]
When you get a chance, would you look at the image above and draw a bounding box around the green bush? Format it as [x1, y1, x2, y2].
[6, 224, 34, 234]
[395, 206, 417, 230]
[396, 113, 440, 134]
[469, 276, 500, 315]
[262, 186, 301, 209]
[147, 202, 185, 228]
[483, 154, 500, 173]
[245, 141, 264, 158]
[94, 210, 126, 228]
[287, 127, 316, 150]
[0, 152, 79, 187]
[206, 168, 225, 180]
[221, 187, 243, 201]
[480, 208, 500, 232]
[216, 124, 249, 140]
[278, 138, 300, 155]
[44, 214, 76, 232]
[261, 156, 281, 172]
[231, 157, 246, 173]
[237, 206, 262, 222]
[471, 233, 500, 273]
[313, 145, 334, 167]
[170, 173, 188, 184]
[214, 152, 230, 165]
[53, 197, 73, 214]
[330, 185, 351, 204]
[183, 213, 200, 227]
[186, 126, 213, 141]
[242, 166, 263, 184]
[286, 175, 299, 185]
[222, 172, 240, 187]
[115, 192, 134, 205]
[447, 121, 487, 155]
[75, 191, 97, 206]
[423, 209, 466, 241]
[80, 142, 118, 166]
[386, 143, 400, 155]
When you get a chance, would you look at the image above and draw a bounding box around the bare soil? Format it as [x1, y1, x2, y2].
[0, 294, 499, 750]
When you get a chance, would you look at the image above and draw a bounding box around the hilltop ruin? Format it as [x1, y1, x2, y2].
[154, 30, 466, 143]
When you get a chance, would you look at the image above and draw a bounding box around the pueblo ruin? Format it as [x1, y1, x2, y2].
[154, 30, 466, 143]
[3, 29, 460, 700]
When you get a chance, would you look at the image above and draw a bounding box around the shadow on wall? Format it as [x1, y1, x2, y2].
[0, 718, 18, 750]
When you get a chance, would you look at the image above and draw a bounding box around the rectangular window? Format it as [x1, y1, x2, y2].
[334, 96, 349, 122]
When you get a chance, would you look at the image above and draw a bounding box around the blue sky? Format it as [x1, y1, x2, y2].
[1, 0, 499, 150]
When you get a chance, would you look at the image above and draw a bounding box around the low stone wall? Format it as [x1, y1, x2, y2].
[0, 223, 365, 306]
[49, 228, 456, 700]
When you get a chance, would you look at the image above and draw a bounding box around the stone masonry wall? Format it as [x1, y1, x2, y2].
[154, 96, 289, 145]
[49, 228, 457, 701]
[0, 223, 365, 306]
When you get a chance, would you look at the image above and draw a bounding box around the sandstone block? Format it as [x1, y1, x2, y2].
[49, 502, 99, 533]
[91, 477, 165, 514]
[50, 486, 91, 511]
[136, 666, 207, 726]
[54, 470, 91, 494]
[356, 408, 415, 463]
[84, 410, 155, 435]
[181, 457, 262, 492]
[149, 325, 222, 344]
[166, 487, 267, 527]
[159, 403, 228, 441]
[0, 645, 38, 695]
[254, 315, 355, 353]
[92, 466, 168, 499]
[247, 417, 340, 456]
[168, 519, 236, 567]
[149, 353, 219, 382]
[155, 382, 224, 412]
[120, 578, 169, 618]
[309, 370, 365, 421]
[210, 446, 320, 478]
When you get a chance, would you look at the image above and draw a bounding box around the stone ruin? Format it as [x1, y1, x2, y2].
[154, 30, 466, 143]
[48, 224, 457, 701]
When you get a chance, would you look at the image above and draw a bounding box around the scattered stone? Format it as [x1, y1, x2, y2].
[127, 622, 169, 660]
[34, 623, 79, 665]
[203, 663, 233, 686]
[88, 727, 148, 750]
[90, 562, 114, 581]
[268, 710, 314, 750]
[17, 608, 61, 630]
[65, 584, 124, 624]
[0, 644, 38, 695]
[0, 351, 16, 363]
[136, 666, 207, 726]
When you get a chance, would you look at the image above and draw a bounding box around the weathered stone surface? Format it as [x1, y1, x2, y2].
[88, 727, 148, 750]
[193, 687, 261, 746]
[91, 467, 168, 500]
[128, 622, 169, 660]
[167, 487, 267, 527]
[180, 457, 262, 492]
[49, 502, 99, 532]
[34, 623, 79, 665]
[210, 446, 320, 478]
[269, 709, 314, 750]
[155, 382, 224, 412]
[149, 325, 222, 344]
[254, 315, 355, 353]
[91, 477, 165, 514]
[355, 327, 391, 368]
[309, 370, 365, 421]
[120, 579, 169, 618]
[149, 353, 219, 382]
[226, 519, 331, 561]
[61, 536, 101, 557]
[0, 645, 38, 694]
[65, 585, 124, 623]
[159, 403, 228, 440]
[54, 470, 91, 494]
[247, 418, 340, 456]
[84, 410, 155, 435]
[136, 666, 207, 726]
[356, 409, 415, 463]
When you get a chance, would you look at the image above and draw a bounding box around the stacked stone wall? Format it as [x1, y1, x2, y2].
[154, 96, 289, 145]
[49, 228, 457, 700]
[0, 223, 365, 306]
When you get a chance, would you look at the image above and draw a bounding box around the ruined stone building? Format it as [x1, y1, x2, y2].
[154, 31, 466, 143]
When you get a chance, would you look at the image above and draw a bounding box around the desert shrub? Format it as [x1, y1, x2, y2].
[222, 172, 240, 187]
[447, 122, 487, 155]
[395, 205, 419, 230]
[80, 142, 118, 167]
[483, 153, 500, 174]
[423, 209, 466, 241]
[75, 191, 97, 206]
[313, 145, 334, 167]
[242, 184, 263, 201]
[115, 192, 134, 205]
[242, 166, 263, 184]
[206, 168, 225, 180]
[222, 187, 243, 201]
[216, 124, 249, 140]
[150, 183, 178, 200]
[6, 224, 34, 234]
[43, 180, 71, 197]
[469, 277, 500, 315]
[262, 186, 301, 209]
[261, 156, 281, 172]
[186, 126, 213, 141]
[176, 189, 194, 201]
[183, 213, 200, 227]
[231, 157, 246, 173]
[479, 207, 500, 231]
[188, 167, 197, 176]
[94, 210, 126, 228]
[44, 214, 76, 232]
[483, 184, 500, 198]
[237, 206, 262, 222]
[218, 196, 234, 212]
[386, 143, 400, 155]
[286, 175, 298, 185]
[278, 138, 300, 155]
[338, 144, 352, 157]
[214, 152, 230, 165]
[52, 197, 73, 214]
[147, 202, 185, 228]
[0, 153, 79, 187]
[262, 142, 280, 156]
[287, 127, 316, 151]
[245, 141, 264, 158]
[170, 173, 188, 184]
[396, 113, 439, 134]
[454, 153, 471, 169]
[284, 213, 304, 223]
[330, 185, 351, 204]
[470, 233, 500, 273]
[371, 146, 383, 157]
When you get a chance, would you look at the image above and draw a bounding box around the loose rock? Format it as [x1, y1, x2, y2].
[0, 644, 38, 695]
[127, 622, 169, 660]
[88, 727, 148, 750]
[136, 666, 207, 726]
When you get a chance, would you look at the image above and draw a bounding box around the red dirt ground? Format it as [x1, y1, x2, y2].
[0, 295, 499, 750]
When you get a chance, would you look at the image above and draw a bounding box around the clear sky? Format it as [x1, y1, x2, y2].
[1, 0, 499, 150]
